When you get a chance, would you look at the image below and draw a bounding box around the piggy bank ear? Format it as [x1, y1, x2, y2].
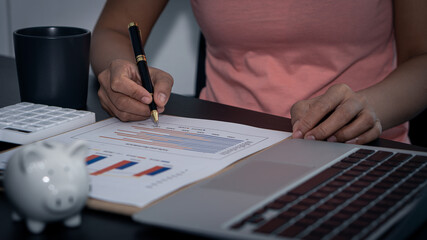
[19, 144, 44, 174]
[67, 140, 88, 161]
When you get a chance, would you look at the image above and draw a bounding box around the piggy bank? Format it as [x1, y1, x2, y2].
[4, 140, 90, 234]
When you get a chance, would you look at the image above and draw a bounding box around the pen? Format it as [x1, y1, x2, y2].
[128, 22, 159, 125]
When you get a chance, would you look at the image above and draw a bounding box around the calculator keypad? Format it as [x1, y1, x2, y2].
[0, 102, 95, 144]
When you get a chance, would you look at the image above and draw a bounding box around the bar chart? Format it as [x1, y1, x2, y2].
[90, 160, 137, 176]
[85, 154, 172, 178]
[100, 125, 244, 154]
[86, 154, 107, 165]
[74, 119, 267, 159]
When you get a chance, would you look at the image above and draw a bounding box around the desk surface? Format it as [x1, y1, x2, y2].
[0, 55, 426, 239]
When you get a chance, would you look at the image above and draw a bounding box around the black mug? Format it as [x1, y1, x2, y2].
[13, 26, 91, 109]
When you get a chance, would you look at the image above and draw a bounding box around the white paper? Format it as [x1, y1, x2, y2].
[1, 115, 291, 208]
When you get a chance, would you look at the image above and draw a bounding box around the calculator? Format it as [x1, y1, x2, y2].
[0, 102, 95, 145]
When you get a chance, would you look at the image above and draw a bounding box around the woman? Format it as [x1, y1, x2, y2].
[90, 0, 427, 145]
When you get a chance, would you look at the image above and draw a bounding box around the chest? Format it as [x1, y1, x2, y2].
[191, 0, 393, 49]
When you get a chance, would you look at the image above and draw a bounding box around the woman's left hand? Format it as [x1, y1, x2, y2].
[290, 83, 382, 144]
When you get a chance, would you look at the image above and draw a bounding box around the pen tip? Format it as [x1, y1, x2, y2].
[151, 110, 159, 126]
[128, 22, 137, 28]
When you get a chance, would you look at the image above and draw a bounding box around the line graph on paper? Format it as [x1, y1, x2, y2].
[72, 119, 268, 159]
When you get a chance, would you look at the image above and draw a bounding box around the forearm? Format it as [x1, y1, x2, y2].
[90, 28, 134, 76]
[359, 53, 427, 130]
[90, 0, 168, 76]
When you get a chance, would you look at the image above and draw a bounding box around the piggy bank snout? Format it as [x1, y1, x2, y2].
[44, 186, 79, 212]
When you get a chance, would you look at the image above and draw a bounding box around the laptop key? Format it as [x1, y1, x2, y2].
[375, 164, 394, 172]
[306, 228, 332, 240]
[278, 224, 305, 237]
[289, 203, 310, 212]
[351, 180, 371, 188]
[356, 149, 375, 155]
[351, 165, 371, 172]
[254, 217, 287, 234]
[313, 222, 336, 234]
[297, 216, 318, 226]
[349, 149, 374, 159]
[342, 157, 362, 164]
[332, 162, 353, 169]
[317, 203, 337, 212]
[342, 185, 363, 194]
[335, 174, 355, 182]
[327, 179, 348, 188]
[275, 193, 298, 204]
[339, 223, 364, 237]
[403, 160, 423, 168]
[390, 170, 410, 179]
[246, 214, 265, 224]
[265, 201, 286, 210]
[306, 208, 328, 219]
[342, 170, 361, 177]
[359, 160, 377, 167]
[367, 151, 393, 162]
[389, 153, 412, 162]
[411, 155, 427, 164]
[299, 197, 320, 206]
[288, 167, 341, 196]
[359, 174, 380, 183]
[366, 186, 387, 195]
[407, 175, 426, 185]
[332, 210, 353, 222]
[340, 205, 360, 215]
[367, 169, 384, 177]
[278, 209, 299, 221]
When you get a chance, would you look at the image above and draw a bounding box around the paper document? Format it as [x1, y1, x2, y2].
[0, 115, 291, 208]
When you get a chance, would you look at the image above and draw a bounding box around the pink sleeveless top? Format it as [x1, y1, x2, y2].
[190, 0, 410, 143]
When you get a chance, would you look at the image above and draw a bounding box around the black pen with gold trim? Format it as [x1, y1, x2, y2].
[128, 22, 159, 124]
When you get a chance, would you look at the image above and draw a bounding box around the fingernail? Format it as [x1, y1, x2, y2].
[292, 130, 303, 139]
[305, 135, 316, 140]
[158, 93, 167, 104]
[346, 138, 358, 144]
[327, 136, 337, 142]
[141, 96, 151, 104]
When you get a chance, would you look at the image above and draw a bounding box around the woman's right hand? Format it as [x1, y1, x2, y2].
[97, 59, 173, 121]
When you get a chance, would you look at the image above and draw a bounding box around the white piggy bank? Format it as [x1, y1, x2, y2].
[4, 140, 90, 234]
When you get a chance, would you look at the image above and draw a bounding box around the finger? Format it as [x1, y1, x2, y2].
[290, 100, 311, 126]
[332, 109, 379, 142]
[110, 94, 152, 120]
[99, 80, 151, 121]
[345, 119, 382, 145]
[304, 97, 364, 140]
[294, 93, 342, 136]
[150, 68, 173, 108]
[110, 72, 153, 105]
[98, 88, 114, 117]
[97, 73, 115, 117]
[107, 71, 158, 116]
[290, 100, 311, 139]
[106, 93, 151, 121]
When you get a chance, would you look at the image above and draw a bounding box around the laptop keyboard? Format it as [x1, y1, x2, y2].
[230, 148, 427, 240]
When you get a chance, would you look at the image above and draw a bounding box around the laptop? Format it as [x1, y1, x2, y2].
[133, 139, 427, 240]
